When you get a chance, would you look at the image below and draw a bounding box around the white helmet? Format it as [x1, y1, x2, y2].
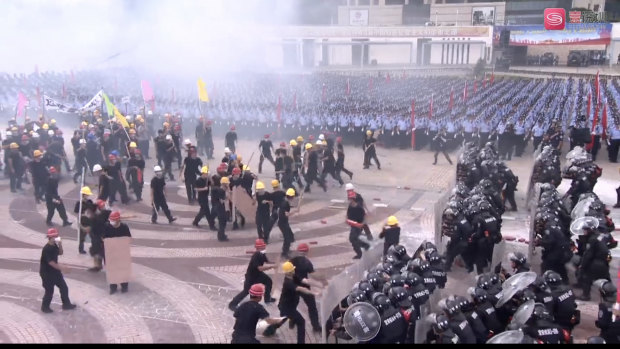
[154, 165, 162, 172]
[184, 138, 191, 145]
[318, 134, 325, 141]
[79, 139, 86, 144]
[315, 140, 322, 145]
[48, 130, 55, 136]
[32, 132, 40, 138]
[224, 147, 231, 153]
[165, 134, 172, 140]
[6, 131, 12, 136]
[345, 183, 355, 191]
[147, 110, 153, 115]
[93, 164, 102, 172]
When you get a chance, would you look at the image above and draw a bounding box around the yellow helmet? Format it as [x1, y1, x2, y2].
[220, 176, 230, 184]
[322, 140, 327, 145]
[129, 129, 136, 134]
[129, 123, 135, 129]
[50, 119, 56, 124]
[136, 114, 142, 119]
[81, 187, 93, 196]
[200, 166, 209, 174]
[290, 139, 297, 146]
[387, 216, 399, 226]
[256, 181, 265, 190]
[366, 130, 372, 136]
[282, 261, 296, 273]
[97, 118, 103, 123]
[242, 165, 250, 171]
[11, 126, 18, 132]
[286, 188, 295, 197]
[237, 155, 243, 162]
[271, 179, 280, 188]
[42, 124, 49, 130]
[33, 150, 43, 157]
[163, 122, 170, 127]
[129, 142, 137, 148]
[305, 143, 312, 150]
[296, 136, 304, 142]
[81, 121, 88, 126]
[9, 142, 19, 149]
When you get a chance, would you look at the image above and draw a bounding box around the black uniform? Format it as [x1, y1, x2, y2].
[539, 227, 572, 283]
[258, 139, 275, 174]
[347, 202, 369, 258]
[304, 150, 326, 192]
[432, 132, 453, 165]
[183, 156, 202, 203]
[471, 212, 500, 274]
[379, 226, 400, 256]
[596, 303, 620, 343]
[8, 150, 25, 192]
[523, 320, 569, 344]
[278, 199, 295, 257]
[278, 276, 305, 344]
[579, 233, 611, 298]
[549, 285, 579, 330]
[335, 142, 353, 180]
[74, 199, 95, 254]
[126, 157, 145, 201]
[474, 300, 503, 335]
[73, 147, 88, 183]
[290, 255, 320, 331]
[192, 177, 216, 229]
[30, 159, 49, 202]
[45, 176, 70, 226]
[210, 186, 229, 241]
[229, 251, 274, 309]
[108, 162, 129, 205]
[363, 136, 381, 169]
[225, 131, 237, 153]
[231, 301, 270, 344]
[255, 191, 272, 241]
[40, 243, 73, 311]
[373, 307, 408, 344]
[445, 214, 474, 271]
[151, 176, 174, 223]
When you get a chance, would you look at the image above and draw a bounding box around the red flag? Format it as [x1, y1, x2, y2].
[410, 100, 416, 149]
[449, 87, 454, 110]
[602, 102, 608, 140]
[346, 78, 350, 96]
[16, 92, 28, 118]
[321, 83, 326, 102]
[587, 103, 600, 151]
[429, 94, 433, 118]
[482, 79, 487, 89]
[587, 91, 591, 119]
[463, 81, 468, 102]
[474, 80, 478, 94]
[490, 73, 494, 85]
[36, 86, 41, 108]
[276, 95, 282, 127]
[386, 73, 391, 83]
[596, 70, 600, 103]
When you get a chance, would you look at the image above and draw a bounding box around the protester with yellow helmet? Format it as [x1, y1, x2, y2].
[254, 181, 272, 242]
[127, 145, 145, 202]
[31, 149, 47, 203]
[379, 216, 401, 256]
[192, 166, 217, 230]
[276, 188, 297, 259]
[278, 260, 319, 344]
[211, 174, 230, 241]
[363, 128, 381, 170]
[75, 187, 95, 254]
[7, 142, 24, 193]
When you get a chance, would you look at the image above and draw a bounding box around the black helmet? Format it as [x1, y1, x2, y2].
[477, 274, 493, 290]
[531, 276, 550, 293]
[388, 286, 412, 308]
[479, 200, 492, 212]
[410, 258, 430, 273]
[392, 245, 408, 259]
[421, 241, 437, 254]
[426, 250, 441, 264]
[347, 289, 367, 305]
[532, 303, 554, 322]
[390, 274, 407, 288]
[382, 262, 396, 276]
[586, 336, 606, 344]
[432, 314, 451, 332]
[383, 253, 399, 265]
[467, 286, 488, 303]
[372, 292, 392, 313]
[520, 289, 536, 303]
[542, 270, 562, 287]
[365, 272, 384, 291]
[358, 281, 375, 299]
[508, 252, 527, 266]
[439, 297, 461, 316]
[455, 295, 472, 312]
[404, 272, 422, 287]
[594, 279, 617, 303]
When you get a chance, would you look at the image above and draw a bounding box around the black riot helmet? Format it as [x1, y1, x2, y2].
[387, 244, 408, 260]
[365, 272, 385, 291]
[586, 336, 607, 344]
[476, 273, 493, 290]
[404, 272, 422, 287]
[594, 279, 617, 303]
[358, 281, 375, 299]
[467, 286, 488, 303]
[508, 252, 527, 267]
[372, 292, 393, 314]
[390, 274, 407, 288]
[388, 286, 412, 308]
[432, 314, 451, 332]
[542, 270, 562, 287]
[347, 289, 367, 305]
[532, 303, 554, 322]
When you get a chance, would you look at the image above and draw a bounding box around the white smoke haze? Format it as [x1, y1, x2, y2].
[0, 0, 297, 76]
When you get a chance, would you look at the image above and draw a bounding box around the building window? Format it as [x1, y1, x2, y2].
[385, 0, 405, 5]
[593, 4, 599, 12]
[358, 0, 370, 5]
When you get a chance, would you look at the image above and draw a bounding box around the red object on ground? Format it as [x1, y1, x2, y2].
[246, 250, 254, 254]
[373, 198, 381, 201]
[309, 241, 318, 245]
[320, 220, 327, 224]
[504, 236, 516, 241]
[404, 187, 411, 190]
[518, 238, 525, 243]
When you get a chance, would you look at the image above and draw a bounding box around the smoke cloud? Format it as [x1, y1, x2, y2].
[0, 0, 298, 75]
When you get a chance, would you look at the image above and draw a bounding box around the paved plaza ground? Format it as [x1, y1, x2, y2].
[0, 134, 618, 343]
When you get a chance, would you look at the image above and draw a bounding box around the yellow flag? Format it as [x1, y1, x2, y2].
[197, 78, 210, 102]
[114, 108, 130, 128]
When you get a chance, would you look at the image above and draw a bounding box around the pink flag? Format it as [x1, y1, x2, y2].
[141, 80, 154, 102]
[16, 92, 28, 117]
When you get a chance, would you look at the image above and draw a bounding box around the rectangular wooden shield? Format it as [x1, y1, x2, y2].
[232, 186, 256, 224]
[103, 236, 132, 284]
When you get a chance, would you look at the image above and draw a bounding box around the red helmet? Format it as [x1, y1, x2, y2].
[264, 134, 270, 139]
[230, 125, 236, 131]
[232, 167, 241, 175]
[96, 199, 106, 209]
[48, 167, 57, 174]
[206, 120, 213, 125]
[297, 243, 310, 253]
[249, 283, 265, 297]
[47, 228, 59, 238]
[108, 154, 116, 160]
[134, 149, 142, 155]
[280, 142, 286, 148]
[255, 239, 266, 250]
[174, 124, 181, 131]
[21, 135, 29, 141]
[109, 211, 121, 221]
[309, 135, 315, 141]
[336, 136, 342, 143]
